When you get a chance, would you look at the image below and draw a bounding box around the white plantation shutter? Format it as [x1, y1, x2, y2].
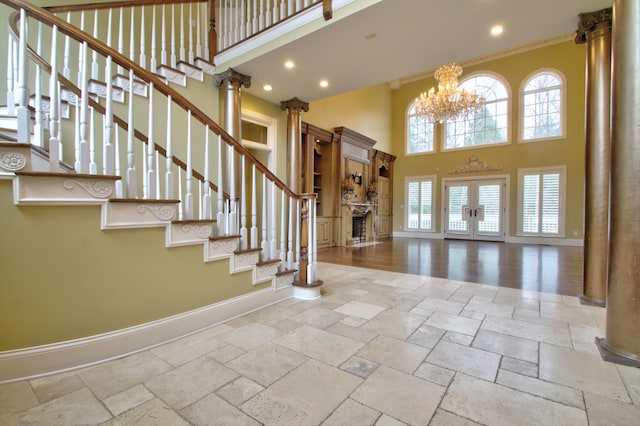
[447, 185, 469, 232]
[518, 167, 564, 236]
[477, 184, 501, 233]
[406, 177, 434, 231]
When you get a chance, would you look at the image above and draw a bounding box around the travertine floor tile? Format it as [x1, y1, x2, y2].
[429, 409, 481, 426]
[181, 393, 260, 425]
[334, 301, 387, 319]
[3, 388, 111, 426]
[79, 350, 172, 400]
[225, 342, 307, 386]
[218, 322, 283, 350]
[326, 321, 378, 343]
[102, 384, 155, 416]
[145, 356, 239, 410]
[215, 376, 265, 406]
[496, 369, 584, 409]
[584, 391, 640, 426]
[441, 374, 588, 425]
[426, 340, 500, 381]
[362, 309, 426, 340]
[357, 335, 430, 374]
[540, 301, 598, 327]
[29, 370, 85, 403]
[407, 325, 446, 348]
[291, 306, 347, 329]
[104, 397, 189, 425]
[351, 365, 445, 425]
[412, 297, 464, 315]
[539, 342, 631, 403]
[321, 398, 380, 426]
[340, 355, 380, 379]
[0, 381, 45, 419]
[425, 312, 481, 336]
[273, 324, 364, 367]
[472, 328, 539, 363]
[240, 359, 362, 425]
[500, 357, 538, 377]
[481, 315, 572, 347]
[414, 362, 455, 387]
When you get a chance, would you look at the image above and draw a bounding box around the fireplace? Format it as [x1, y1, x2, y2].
[352, 216, 366, 244]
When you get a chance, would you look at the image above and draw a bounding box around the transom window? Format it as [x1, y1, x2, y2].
[405, 176, 435, 231]
[444, 74, 509, 150]
[521, 70, 564, 141]
[406, 102, 435, 155]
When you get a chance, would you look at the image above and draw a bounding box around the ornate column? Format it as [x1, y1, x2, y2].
[596, 0, 640, 367]
[575, 8, 612, 307]
[280, 97, 309, 193]
[213, 68, 251, 197]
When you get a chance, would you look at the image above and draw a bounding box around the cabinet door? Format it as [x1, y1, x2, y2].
[378, 177, 390, 215]
[317, 217, 332, 247]
[378, 215, 391, 237]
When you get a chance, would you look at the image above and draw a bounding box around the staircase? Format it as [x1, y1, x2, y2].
[0, 0, 319, 383]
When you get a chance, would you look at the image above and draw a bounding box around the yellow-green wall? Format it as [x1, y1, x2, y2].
[306, 82, 393, 153]
[0, 180, 266, 351]
[391, 40, 586, 238]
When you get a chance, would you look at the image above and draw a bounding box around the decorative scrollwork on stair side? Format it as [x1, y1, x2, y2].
[0, 152, 27, 171]
[63, 179, 113, 198]
[135, 204, 176, 221]
[181, 223, 213, 239]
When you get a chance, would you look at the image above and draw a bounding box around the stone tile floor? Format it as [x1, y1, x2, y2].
[1, 263, 639, 425]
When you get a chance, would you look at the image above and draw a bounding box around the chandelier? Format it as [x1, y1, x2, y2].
[414, 63, 484, 123]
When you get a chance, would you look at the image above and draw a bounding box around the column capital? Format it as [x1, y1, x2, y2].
[280, 97, 309, 113]
[213, 67, 251, 89]
[575, 7, 613, 44]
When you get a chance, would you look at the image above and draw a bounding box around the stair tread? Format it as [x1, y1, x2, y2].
[235, 247, 262, 255]
[209, 234, 240, 241]
[256, 258, 281, 267]
[275, 268, 297, 276]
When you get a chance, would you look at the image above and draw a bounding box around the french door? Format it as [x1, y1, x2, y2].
[443, 178, 506, 241]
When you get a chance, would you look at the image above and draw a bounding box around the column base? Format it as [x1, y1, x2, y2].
[578, 293, 606, 307]
[293, 280, 323, 300]
[596, 337, 640, 367]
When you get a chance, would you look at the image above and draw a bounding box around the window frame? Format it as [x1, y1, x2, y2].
[404, 175, 436, 232]
[442, 71, 511, 152]
[405, 101, 436, 156]
[518, 68, 567, 143]
[517, 166, 566, 237]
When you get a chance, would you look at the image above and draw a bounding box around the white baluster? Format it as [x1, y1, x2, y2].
[295, 198, 301, 275]
[251, 0, 257, 35]
[178, 168, 184, 219]
[188, 3, 194, 63]
[171, 4, 177, 68]
[6, 37, 15, 115]
[235, 0, 240, 43]
[104, 56, 114, 175]
[146, 82, 155, 199]
[33, 22, 43, 148]
[217, 135, 224, 235]
[129, 8, 135, 63]
[48, 27, 60, 172]
[155, 151, 161, 200]
[106, 8, 113, 48]
[311, 198, 318, 282]
[280, 189, 286, 265]
[261, 173, 268, 257]
[151, 6, 157, 72]
[90, 106, 98, 174]
[140, 6, 147, 69]
[287, 197, 294, 270]
[203, 1, 209, 60]
[79, 42, 89, 173]
[63, 12, 71, 79]
[117, 7, 124, 75]
[165, 95, 174, 199]
[307, 199, 313, 284]
[115, 124, 123, 197]
[240, 155, 247, 249]
[185, 111, 193, 219]
[269, 181, 277, 260]
[91, 10, 99, 79]
[16, 9, 29, 144]
[179, 4, 186, 62]
[240, 0, 246, 40]
[195, 2, 202, 59]
[203, 127, 211, 219]
[126, 71, 136, 198]
[259, 0, 265, 33]
[77, 11, 85, 84]
[251, 164, 258, 249]
[161, 5, 167, 66]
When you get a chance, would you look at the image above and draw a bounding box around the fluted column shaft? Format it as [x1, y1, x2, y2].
[214, 68, 251, 195]
[597, 0, 640, 367]
[280, 97, 309, 193]
[576, 8, 612, 307]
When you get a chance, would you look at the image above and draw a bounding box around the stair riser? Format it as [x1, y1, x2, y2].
[102, 202, 177, 229]
[165, 222, 214, 247]
[230, 250, 261, 273]
[254, 262, 280, 284]
[205, 238, 240, 261]
[13, 174, 116, 205]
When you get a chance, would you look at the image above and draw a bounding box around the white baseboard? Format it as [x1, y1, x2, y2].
[0, 286, 293, 384]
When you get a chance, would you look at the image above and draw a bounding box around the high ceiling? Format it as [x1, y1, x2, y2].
[230, 0, 612, 105]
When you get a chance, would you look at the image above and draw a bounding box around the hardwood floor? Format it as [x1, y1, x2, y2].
[317, 238, 584, 296]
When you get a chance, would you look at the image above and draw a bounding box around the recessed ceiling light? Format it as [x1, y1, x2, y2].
[490, 24, 504, 36]
[263, 84, 273, 91]
[284, 60, 295, 69]
[365, 32, 377, 40]
[319, 80, 329, 88]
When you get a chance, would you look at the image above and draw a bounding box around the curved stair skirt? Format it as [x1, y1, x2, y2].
[0, 286, 294, 384]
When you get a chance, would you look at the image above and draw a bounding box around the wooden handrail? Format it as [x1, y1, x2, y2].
[3, 0, 307, 200]
[44, 0, 205, 14]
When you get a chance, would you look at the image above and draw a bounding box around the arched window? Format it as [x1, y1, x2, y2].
[444, 74, 509, 150]
[406, 101, 435, 155]
[521, 70, 564, 141]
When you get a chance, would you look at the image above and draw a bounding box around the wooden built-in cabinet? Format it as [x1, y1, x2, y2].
[302, 124, 395, 247]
